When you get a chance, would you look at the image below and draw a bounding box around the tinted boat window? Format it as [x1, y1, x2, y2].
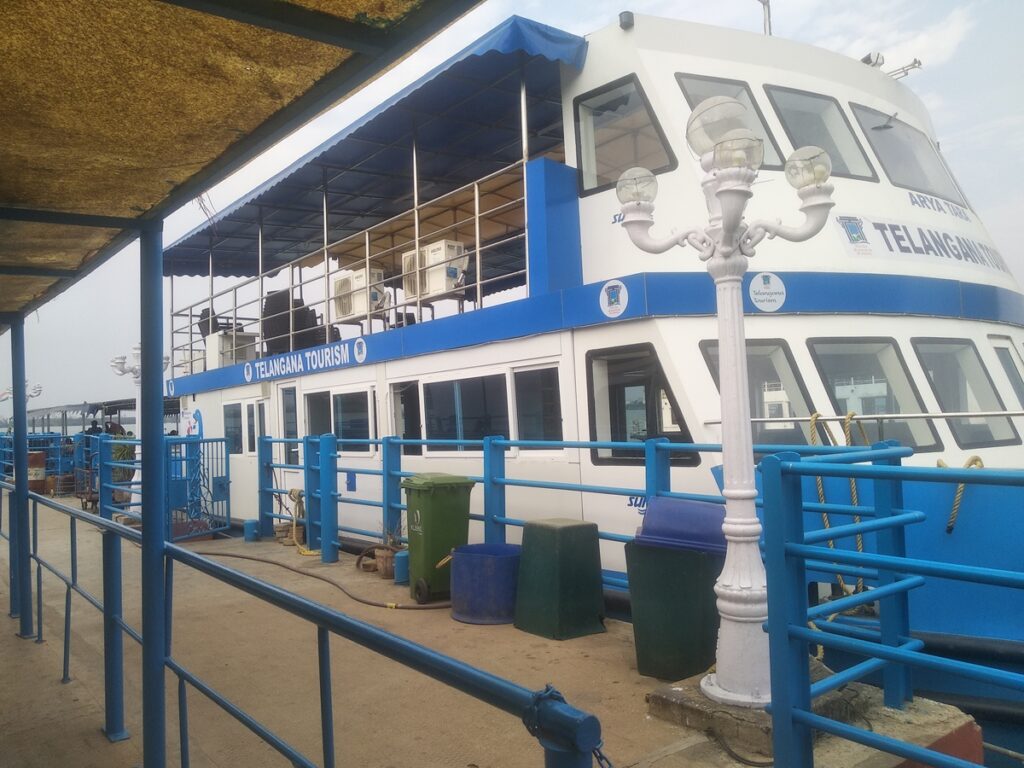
[586, 344, 697, 465]
[574, 75, 676, 194]
[223, 403, 242, 455]
[990, 338, 1024, 408]
[765, 86, 876, 180]
[677, 74, 783, 168]
[807, 339, 940, 451]
[333, 392, 371, 451]
[305, 392, 331, 436]
[702, 340, 820, 446]
[913, 339, 1019, 448]
[514, 368, 563, 445]
[424, 374, 509, 449]
[851, 104, 965, 206]
[246, 403, 256, 453]
[282, 387, 298, 464]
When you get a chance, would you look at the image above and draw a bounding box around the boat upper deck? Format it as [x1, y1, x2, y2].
[165, 15, 1022, 398]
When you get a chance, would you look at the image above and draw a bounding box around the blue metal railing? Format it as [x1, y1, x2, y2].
[2, 480, 607, 766]
[762, 443, 1024, 768]
[270, 433, 877, 572]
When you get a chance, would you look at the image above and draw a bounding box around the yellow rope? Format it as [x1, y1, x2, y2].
[841, 413, 870, 593]
[936, 456, 984, 533]
[286, 488, 320, 557]
[809, 413, 849, 596]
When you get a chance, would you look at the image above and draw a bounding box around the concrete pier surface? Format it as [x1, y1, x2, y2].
[1, 503, 982, 767]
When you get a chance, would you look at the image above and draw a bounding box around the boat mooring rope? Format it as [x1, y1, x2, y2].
[936, 455, 984, 533]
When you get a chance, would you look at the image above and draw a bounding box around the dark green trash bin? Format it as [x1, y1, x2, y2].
[514, 518, 605, 640]
[625, 497, 726, 680]
[401, 473, 475, 603]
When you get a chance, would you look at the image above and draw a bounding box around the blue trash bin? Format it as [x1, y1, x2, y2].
[451, 543, 521, 624]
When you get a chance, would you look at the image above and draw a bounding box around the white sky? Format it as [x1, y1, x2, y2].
[2, 0, 1021, 416]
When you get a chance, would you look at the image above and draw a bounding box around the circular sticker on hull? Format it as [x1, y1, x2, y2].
[600, 279, 629, 318]
[749, 272, 786, 312]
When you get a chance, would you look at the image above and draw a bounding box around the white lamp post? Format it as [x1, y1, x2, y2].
[111, 344, 170, 489]
[616, 96, 835, 707]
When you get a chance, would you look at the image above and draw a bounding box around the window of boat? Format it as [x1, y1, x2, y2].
[586, 344, 698, 465]
[989, 336, 1024, 408]
[514, 367, 563, 446]
[392, 381, 422, 456]
[333, 391, 372, 452]
[701, 339, 820, 445]
[424, 373, 509, 450]
[912, 338, 1020, 448]
[850, 104, 965, 206]
[282, 387, 299, 464]
[574, 74, 676, 195]
[223, 403, 243, 455]
[257, 401, 267, 442]
[764, 86, 876, 180]
[246, 403, 256, 453]
[807, 339, 940, 451]
[305, 391, 332, 438]
[676, 74, 783, 169]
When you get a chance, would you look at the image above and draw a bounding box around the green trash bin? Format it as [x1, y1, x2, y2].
[401, 473, 476, 604]
[625, 497, 726, 681]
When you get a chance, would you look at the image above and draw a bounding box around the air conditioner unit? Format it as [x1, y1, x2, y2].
[401, 240, 467, 300]
[333, 267, 386, 322]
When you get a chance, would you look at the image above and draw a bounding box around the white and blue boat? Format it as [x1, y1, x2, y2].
[162, 13, 1024, 749]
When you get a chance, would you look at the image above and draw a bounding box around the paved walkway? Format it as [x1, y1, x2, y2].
[1, 503, 690, 767]
[0, 501, 982, 767]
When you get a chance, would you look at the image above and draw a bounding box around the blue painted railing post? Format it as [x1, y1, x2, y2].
[320, 435, 339, 564]
[873, 441, 912, 707]
[257, 436, 274, 538]
[7, 482, 20, 619]
[304, 435, 321, 550]
[98, 434, 128, 741]
[11, 314, 33, 637]
[139, 222, 167, 767]
[644, 437, 671, 499]
[482, 436, 506, 544]
[380, 436, 402, 541]
[763, 452, 813, 768]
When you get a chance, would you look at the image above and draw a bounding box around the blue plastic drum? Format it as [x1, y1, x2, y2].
[450, 543, 522, 624]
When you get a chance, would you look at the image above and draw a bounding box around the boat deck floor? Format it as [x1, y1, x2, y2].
[0, 502, 981, 767]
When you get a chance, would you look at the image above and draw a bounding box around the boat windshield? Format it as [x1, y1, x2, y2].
[851, 104, 966, 207]
[677, 74, 783, 169]
[808, 339, 940, 451]
[990, 337, 1024, 408]
[702, 339, 817, 445]
[913, 339, 1020, 448]
[765, 86, 876, 180]
[574, 75, 675, 194]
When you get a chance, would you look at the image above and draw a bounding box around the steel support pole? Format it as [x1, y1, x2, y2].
[11, 316, 33, 637]
[99, 435, 128, 741]
[141, 224, 168, 767]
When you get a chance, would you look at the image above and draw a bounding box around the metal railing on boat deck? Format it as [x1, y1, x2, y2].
[0, 462, 606, 765]
[761, 446, 1024, 768]
[259, 434, 883, 584]
[171, 161, 528, 377]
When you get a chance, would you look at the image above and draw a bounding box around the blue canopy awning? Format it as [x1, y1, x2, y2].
[164, 16, 587, 279]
